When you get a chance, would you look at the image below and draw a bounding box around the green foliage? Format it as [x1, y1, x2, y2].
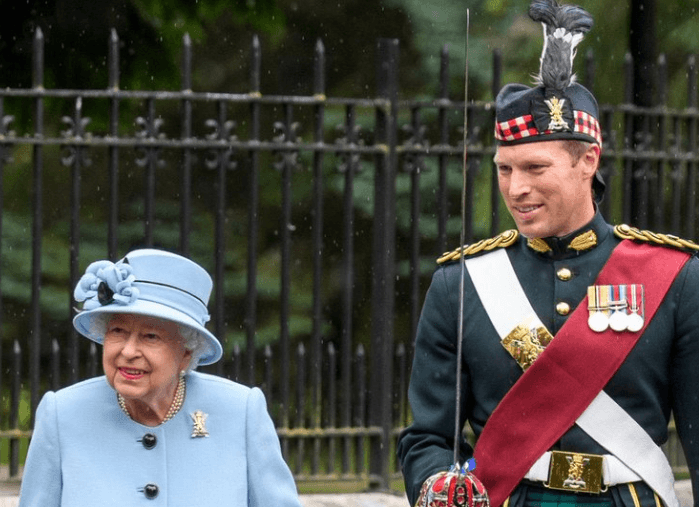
[386, 0, 699, 107]
[129, 0, 286, 88]
[2, 0, 697, 358]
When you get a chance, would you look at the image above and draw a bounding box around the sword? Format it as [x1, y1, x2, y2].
[453, 8, 470, 469]
[416, 14, 490, 505]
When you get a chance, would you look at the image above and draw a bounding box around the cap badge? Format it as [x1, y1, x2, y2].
[531, 92, 575, 135]
[587, 284, 645, 333]
[545, 96, 569, 131]
[191, 410, 210, 438]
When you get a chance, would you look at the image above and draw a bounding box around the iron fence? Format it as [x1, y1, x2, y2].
[0, 28, 696, 489]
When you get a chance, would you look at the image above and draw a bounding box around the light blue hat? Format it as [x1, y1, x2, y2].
[72, 249, 223, 365]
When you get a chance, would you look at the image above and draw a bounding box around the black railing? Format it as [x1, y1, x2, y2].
[0, 29, 696, 489]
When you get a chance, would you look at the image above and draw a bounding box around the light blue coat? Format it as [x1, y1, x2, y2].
[19, 371, 302, 507]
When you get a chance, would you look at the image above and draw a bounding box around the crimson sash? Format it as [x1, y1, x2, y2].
[473, 240, 690, 507]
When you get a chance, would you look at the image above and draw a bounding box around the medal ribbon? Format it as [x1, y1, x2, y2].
[473, 240, 690, 507]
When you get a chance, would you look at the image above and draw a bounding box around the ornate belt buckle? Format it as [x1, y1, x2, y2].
[546, 451, 604, 494]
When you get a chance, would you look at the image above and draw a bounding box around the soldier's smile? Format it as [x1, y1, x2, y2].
[494, 140, 598, 239]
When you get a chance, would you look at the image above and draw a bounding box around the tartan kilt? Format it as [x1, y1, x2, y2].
[508, 481, 663, 507]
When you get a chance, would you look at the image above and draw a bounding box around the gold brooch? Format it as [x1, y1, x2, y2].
[191, 410, 209, 438]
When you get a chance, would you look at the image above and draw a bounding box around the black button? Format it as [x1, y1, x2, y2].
[143, 484, 159, 499]
[140, 433, 157, 450]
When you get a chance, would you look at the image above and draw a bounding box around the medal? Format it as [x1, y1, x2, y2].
[588, 283, 645, 333]
[608, 285, 628, 332]
[587, 286, 609, 332]
[626, 284, 645, 332]
[627, 313, 643, 333]
[588, 311, 608, 332]
[608, 308, 628, 331]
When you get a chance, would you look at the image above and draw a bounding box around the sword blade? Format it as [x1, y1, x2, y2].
[454, 7, 470, 467]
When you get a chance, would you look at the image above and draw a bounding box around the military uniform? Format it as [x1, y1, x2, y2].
[397, 211, 699, 507]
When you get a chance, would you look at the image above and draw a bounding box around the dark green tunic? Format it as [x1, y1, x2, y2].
[397, 212, 699, 507]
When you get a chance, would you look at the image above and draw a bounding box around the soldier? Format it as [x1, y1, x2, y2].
[397, 1, 699, 507]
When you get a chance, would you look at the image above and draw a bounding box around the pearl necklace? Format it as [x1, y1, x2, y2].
[117, 375, 186, 425]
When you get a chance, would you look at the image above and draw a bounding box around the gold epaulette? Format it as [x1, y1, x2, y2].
[437, 230, 520, 264]
[614, 224, 699, 252]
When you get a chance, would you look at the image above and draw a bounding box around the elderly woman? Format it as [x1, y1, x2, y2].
[19, 249, 302, 507]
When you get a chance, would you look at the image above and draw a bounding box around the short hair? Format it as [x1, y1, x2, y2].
[93, 313, 208, 373]
[179, 325, 207, 373]
[561, 139, 604, 201]
[561, 140, 593, 165]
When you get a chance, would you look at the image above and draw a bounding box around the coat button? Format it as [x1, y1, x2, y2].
[143, 484, 159, 499]
[557, 268, 573, 281]
[556, 302, 571, 316]
[141, 433, 157, 450]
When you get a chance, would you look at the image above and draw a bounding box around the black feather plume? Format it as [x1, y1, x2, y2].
[529, 0, 593, 91]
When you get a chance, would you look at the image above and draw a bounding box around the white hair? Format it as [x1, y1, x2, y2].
[178, 324, 207, 373]
[90, 313, 208, 373]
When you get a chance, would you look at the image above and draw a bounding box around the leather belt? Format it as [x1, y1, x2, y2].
[524, 451, 643, 494]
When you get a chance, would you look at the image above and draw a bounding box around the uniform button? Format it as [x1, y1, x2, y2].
[556, 302, 571, 316]
[141, 433, 157, 450]
[143, 484, 159, 499]
[557, 268, 573, 281]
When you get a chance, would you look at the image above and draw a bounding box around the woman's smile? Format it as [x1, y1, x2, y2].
[118, 367, 146, 380]
[103, 314, 192, 425]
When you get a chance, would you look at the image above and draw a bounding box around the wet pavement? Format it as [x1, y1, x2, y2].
[0, 477, 692, 507]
